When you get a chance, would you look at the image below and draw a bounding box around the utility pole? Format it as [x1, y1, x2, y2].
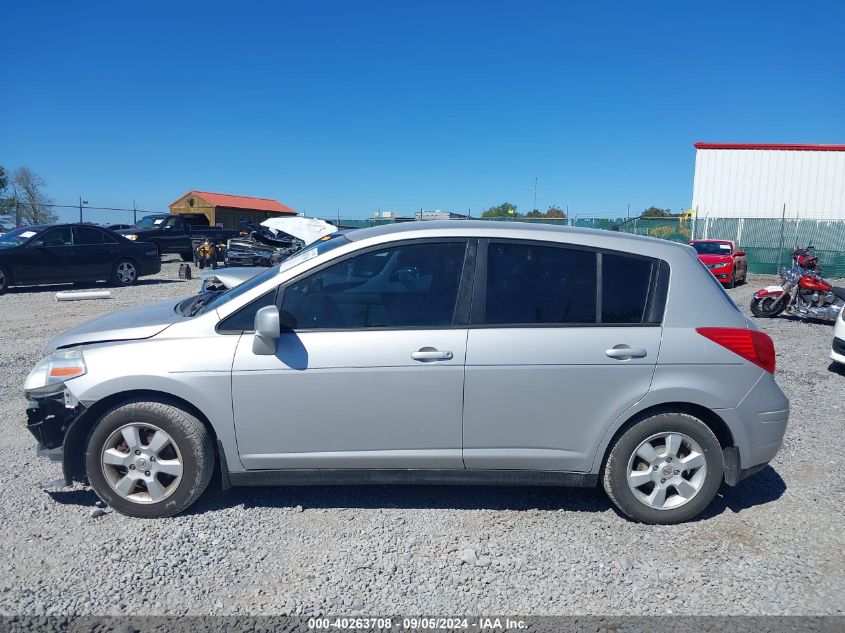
[132, 200, 137, 225]
[14, 196, 20, 226]
[627, 203, 630, 220]
[533, 177, 538, 212]
[78, 196, 88, 223]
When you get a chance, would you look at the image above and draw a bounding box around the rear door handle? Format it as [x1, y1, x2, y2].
[606, 345, 648, 360]
[411, 348, 454, 362]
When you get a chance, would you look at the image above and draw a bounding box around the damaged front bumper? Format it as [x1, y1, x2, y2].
[25, 389, 85, 468]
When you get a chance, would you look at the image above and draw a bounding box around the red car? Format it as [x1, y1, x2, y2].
[689, 239, 748, 288]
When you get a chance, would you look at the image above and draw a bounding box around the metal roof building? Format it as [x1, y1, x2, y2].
[691, 143, 845, 219]
[169, 190, 297, 229]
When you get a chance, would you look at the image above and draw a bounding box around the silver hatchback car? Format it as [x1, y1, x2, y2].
[24, 222, 788, 524]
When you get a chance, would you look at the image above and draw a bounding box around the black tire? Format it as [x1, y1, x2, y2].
[0, 266, 9, 295]
[180, 253, 193, 262]
[726, 271, 736, 289]
[602, 412, 723, 524]
[85, 399, 215, 518]
[750, 294, 788, 318]
[111, 259, 139, 286]
[198, 258, 206, 270]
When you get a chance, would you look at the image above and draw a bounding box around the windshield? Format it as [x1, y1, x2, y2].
[692, 241, 732, 255]
[135, 215, 167, 228]
[0, 227, 42, 248]
[185, 233, 351, 316]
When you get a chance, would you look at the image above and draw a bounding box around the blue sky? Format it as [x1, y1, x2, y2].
[2, 1, 843, 224]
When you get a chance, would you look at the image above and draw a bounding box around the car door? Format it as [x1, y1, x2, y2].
[462, 239, 667, 472]
[159, 216, 186, 253]
[72, 226, 121, 280]
[19, 227, 76, 283]
[230, 238, 474, 470]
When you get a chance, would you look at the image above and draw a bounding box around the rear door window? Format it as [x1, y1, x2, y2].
[482, 242, 597, 325]
[476, 241, 667, 326]
[74, 226, 105, 245]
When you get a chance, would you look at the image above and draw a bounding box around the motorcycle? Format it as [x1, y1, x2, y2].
[750, 244, 845, 322]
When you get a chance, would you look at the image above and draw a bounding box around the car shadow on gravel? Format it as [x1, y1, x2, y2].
[697, 465, 787, 521]
[827, 362, 845, 376]
[42, 467, 787, 520]
[186, 465, 785, 519]
[186, 483, 613, 516]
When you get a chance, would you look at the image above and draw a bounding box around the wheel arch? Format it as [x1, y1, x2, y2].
[63, 389, 219, 483]
[594, 402, 735, 475]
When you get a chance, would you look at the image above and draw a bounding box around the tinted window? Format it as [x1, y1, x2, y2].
[484, 242, 597, 324]
[281, 241, 466, 329]
[601, 253, 655, 324]
[34, 227, 73, 247]
[218, 291, 277, 332]
[74, 226, 105, 245]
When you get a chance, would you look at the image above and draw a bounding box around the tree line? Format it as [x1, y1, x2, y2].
[480, 203, 681, 220]
[0, 165, 58, 227]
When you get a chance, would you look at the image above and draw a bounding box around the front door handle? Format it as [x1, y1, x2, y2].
[411, 348, 454, 362]
[606, 345, 648, 360]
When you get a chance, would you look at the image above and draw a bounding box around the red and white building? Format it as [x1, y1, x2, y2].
[691, 143, 845, 220]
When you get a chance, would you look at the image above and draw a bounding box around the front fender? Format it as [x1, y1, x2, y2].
[754, 285, 785, 299]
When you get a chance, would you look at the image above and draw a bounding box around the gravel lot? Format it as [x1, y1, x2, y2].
[0, 260, 843, 616]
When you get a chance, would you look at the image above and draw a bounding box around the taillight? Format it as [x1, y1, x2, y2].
[696, 327, 776, 373]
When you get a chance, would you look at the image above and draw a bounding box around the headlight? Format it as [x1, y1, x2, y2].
[707, 262, 730, 269]
[24, 349, 87, 394]
[125, 234, 138, 241]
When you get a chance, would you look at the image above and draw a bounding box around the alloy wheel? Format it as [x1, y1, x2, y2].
[100, 423, 183, 504]
[626, 432, 707, 510]
[117, 262, 137, 284]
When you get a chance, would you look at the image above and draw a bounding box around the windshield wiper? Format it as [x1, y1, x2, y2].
[188, 291, 224, 316]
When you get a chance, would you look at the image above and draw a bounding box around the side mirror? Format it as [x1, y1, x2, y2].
[735, 250, 746, 257]
[252, 305, 280, 355]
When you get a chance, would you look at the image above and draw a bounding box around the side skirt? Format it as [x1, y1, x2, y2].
[228, 469, 598, 488]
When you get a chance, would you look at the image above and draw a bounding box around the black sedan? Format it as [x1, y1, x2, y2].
[0, 224, 161, 294]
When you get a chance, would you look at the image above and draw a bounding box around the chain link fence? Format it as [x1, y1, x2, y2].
[336, 215, 845, 277]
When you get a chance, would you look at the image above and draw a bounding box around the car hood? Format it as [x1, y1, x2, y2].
[200, 267, 264, 289]
[698, 254, 733, 265]
[45, 298, 185, 352]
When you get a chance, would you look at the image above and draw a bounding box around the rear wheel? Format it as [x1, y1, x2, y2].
[603, 412, 723, 524]
[0, 266, 9, 294]
[112, 260, 138, 286]
[750, 295, 788, 318]
[85, 399, 215, 518]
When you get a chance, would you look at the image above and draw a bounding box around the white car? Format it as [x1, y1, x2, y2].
[831, 306, 845, 365]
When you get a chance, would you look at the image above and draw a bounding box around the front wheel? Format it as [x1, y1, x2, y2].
[750, 294, 788, 318]
[602, 412, 723, 524]
[85, 399, 215, 518]
[0, 266, 9, 295]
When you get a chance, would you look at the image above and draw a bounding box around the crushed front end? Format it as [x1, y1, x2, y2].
[26, 388, 85, 462]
